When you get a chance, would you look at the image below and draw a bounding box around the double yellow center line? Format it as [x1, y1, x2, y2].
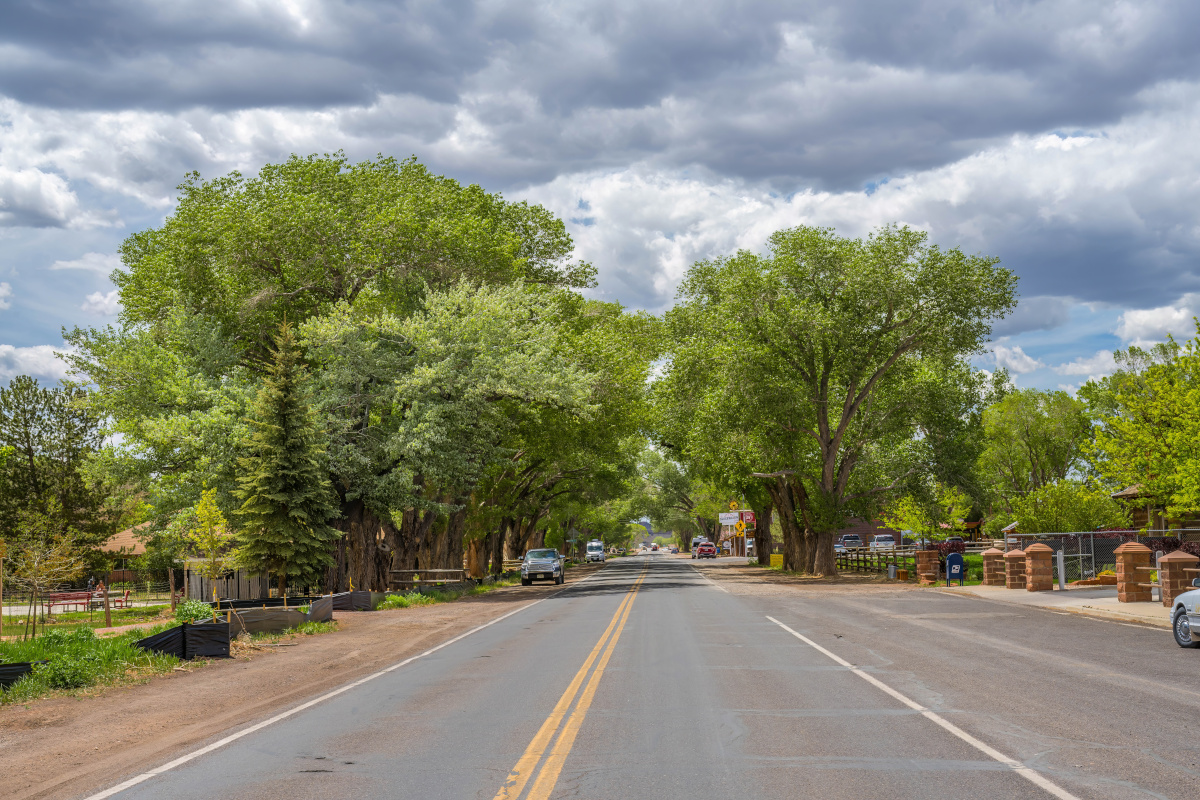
[493, 565, 647, 800]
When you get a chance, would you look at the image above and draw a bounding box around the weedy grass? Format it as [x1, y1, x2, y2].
[373, 577, 522, 611]
[242, 620, 339, 645]
[0, 624, 183, 704]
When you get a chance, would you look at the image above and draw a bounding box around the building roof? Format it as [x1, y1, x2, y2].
[1111, 484, 1144, 500]
[1001, 520, 1019, 533]
[100, 522, 150, 556]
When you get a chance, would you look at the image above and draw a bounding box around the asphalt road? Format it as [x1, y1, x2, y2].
[86, 555, 1200, 800]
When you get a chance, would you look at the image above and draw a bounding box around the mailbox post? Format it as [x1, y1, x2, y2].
[945, 552, 964, 586]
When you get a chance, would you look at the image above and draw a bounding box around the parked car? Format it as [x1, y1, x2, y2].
[870, 534, 896, 551]
[585, 540, 606, 563]
[521, 548, 565, 586]
[839, 534, 864, 549]
[834, 543, 848, 554]
[651, 543, 659, 551]
[1172, 578, 1200, 647]
[695, 542, 718, 559]
[669, 546, 679, 554]
[945, 536, 964, 544]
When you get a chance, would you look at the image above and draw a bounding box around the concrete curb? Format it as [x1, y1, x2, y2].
[935, 587, 1171, 629]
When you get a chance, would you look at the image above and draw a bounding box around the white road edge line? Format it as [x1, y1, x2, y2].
[84, 598, 558, 800]
[765, 616, 1081, 800]
[84, 568, 618, 800]
[690, 566, 730, 593]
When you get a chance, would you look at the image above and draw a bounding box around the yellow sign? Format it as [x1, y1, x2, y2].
[770, 553, 783, 568]
[729, 501, 739, 510]
[735, 520, 746, 533]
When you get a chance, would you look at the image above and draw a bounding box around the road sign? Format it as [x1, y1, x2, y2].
[735, 520, 745, 533]
[946, 552, 964, 586]
[740, 511, 756, 529]
[729, 501, 739, 510]
[718, 511, 739, 525]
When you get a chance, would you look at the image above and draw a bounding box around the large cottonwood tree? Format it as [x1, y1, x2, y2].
[660, 225, 1015, 575]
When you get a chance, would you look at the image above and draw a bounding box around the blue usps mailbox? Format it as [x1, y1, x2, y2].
[946, 552, 965, 586]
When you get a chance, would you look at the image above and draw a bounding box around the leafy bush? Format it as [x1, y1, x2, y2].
[175, 599, 213, 624]
[375, 591, 437, 610]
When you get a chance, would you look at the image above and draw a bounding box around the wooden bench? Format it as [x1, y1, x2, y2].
[43, 592, 93, 613]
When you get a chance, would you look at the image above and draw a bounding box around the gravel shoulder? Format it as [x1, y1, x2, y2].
[0, 575, 597, 800]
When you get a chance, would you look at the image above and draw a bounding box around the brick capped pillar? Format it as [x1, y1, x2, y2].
[915, 550, 939, 586]
[981, 548, 1005, 586]
[1003, 548, 1026, 589]
[1024, 543, 1054, 592]
[1158, 550, 1200, 607]
[1115, 541, 1153, 603]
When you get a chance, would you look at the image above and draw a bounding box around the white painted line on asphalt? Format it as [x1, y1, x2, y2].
[690, 566, 730, 593]
[84, 599, 548, 800]
[766, 616, 1082, 800]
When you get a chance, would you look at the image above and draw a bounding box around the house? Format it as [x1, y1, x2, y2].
[1110, 485, 1200, 533]
[99, 522, 150, 583]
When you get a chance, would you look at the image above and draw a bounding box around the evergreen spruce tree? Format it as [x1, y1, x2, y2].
[235, 323, 340, 594]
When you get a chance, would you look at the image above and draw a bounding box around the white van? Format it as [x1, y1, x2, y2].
[585, 540, 606, 563]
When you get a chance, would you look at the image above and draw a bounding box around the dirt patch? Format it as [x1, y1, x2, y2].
[0, 571, 600, 800]
[694, 561, 923, 595]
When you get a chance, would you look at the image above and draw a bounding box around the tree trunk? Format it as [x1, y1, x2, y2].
[811, 528, 838, 577]
[168, 568, 176, 611]
[332, 498, 391, 591]
[755, 502, 774, 566]
[444, 506, 468, 570]
[466, 537, 486, 579]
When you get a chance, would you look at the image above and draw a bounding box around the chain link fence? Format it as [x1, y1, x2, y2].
[1007, 530, 1200, 585]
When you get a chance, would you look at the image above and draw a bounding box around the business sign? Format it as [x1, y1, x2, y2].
[945, 552, 965, 586]
[718, 512, 740, 525]
[741, 511, 756, 529]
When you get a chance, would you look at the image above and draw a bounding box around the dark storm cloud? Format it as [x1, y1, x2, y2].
[4, 0, 1200, 191]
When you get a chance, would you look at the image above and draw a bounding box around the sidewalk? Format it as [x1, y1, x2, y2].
[938, 583, 1173, 628]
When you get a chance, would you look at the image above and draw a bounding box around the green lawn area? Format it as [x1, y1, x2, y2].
[5, 604, 174, 635]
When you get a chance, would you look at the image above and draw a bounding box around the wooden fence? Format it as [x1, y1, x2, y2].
[836, 547, 921, 575]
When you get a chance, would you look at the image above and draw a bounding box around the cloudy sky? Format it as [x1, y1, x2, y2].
[1, 0, 1198, 389]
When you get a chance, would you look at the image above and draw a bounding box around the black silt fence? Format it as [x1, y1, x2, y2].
[211, 596, 322, 611]
[135, 622, 231, 660]
[0, 660, 45, 690]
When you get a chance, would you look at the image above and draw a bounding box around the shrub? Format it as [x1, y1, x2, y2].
[175, 599, 213, 624]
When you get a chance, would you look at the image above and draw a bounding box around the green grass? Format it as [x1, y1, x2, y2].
[0, 624, 183, 705]
[242, 620, 339, 644]
[2, 604, 172, 636]
[373, 576, 523, 611]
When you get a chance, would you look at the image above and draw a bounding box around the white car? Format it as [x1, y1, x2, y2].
[584, 540, 606, 563]
[1172, 579, 1200, 647]
[870, 534, 895, 551]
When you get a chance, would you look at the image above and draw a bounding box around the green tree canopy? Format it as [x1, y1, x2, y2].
[658, 224, 1016, 575]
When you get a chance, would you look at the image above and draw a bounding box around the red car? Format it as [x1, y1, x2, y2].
[696, 542, 718, 559]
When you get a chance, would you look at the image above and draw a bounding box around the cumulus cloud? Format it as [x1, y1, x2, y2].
[51, 252, 121, 273]
[81, 289, 120, 316]
[1053, 350, 1117, 378]
[990, 296, 1073, 337]
[1115, 294, 1199, 345]
[991, 345, 1044, 374]
[0, 344, 70, 383]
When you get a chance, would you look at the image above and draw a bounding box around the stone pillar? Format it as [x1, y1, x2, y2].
[981, 548, 1004, 586]
[1003, 548, 1026, 589]
[1024, 543, 1054, 592]
[1115, 541, 1153, 603]
[915, 550, 939, 586]
[1158, 550, 1200, 607]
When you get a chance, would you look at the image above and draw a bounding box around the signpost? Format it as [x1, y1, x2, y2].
[946, 552, 964, 587]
